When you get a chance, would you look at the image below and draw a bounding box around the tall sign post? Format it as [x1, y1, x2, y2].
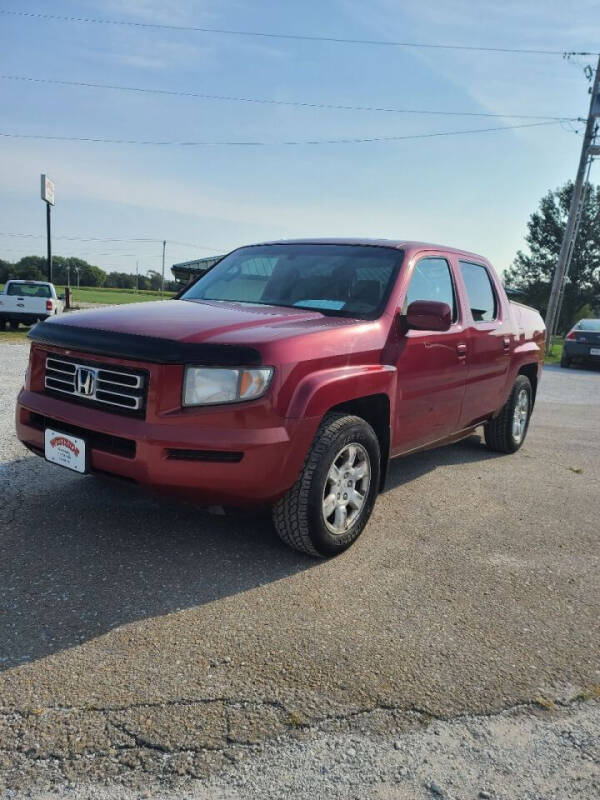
[41, 174, 55, 283]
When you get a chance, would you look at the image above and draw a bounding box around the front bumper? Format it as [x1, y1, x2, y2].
[16, 388, 318, 506]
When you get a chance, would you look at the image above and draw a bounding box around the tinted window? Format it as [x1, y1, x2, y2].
[405, 257, 457, 321]
[577, 319, 600, 331]
[6, 283, 51, 297]
[181, 244, 402, 319]
[459, 261, 497, 322]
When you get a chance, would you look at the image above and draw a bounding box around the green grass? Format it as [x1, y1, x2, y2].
[0, 284, 175, 305]
[57, 285, 176, 305]
[0, 327, 31, 343]
[545, 336, 563, 365]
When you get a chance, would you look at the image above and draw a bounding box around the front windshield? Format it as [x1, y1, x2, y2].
[180, 244, 403, 319]
[576, 319, 600, 331]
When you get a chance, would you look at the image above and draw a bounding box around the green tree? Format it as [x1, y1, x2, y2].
[66, 258, 106, 287]
[0, 259, 13, 283]
[11, 256, 46, 281]
[146, 270, 163, 291]
[105, 271, 136, 289]
[504, 182, 600, 333]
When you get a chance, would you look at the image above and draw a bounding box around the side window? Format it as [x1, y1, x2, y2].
[459, 261, 497, 322]
[405, 257, 457, 322]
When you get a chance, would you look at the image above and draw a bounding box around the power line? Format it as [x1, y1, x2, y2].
[0, 232, 222, 250]
[0, 9, 595, 56]
[0, 247, 146, 257]
[0, 74, 581, 122]
[0, 120, 565, 147]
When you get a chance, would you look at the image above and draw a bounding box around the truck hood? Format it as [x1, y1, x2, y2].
[29, 299, 362, 365]
[44, 299, 331, 341]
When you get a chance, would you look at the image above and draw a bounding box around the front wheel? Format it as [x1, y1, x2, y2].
[484, 375, 532, 453]
[9, 319, 19, 330]
[272, 413, 380, 557]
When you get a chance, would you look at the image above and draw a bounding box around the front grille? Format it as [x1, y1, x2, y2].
[44, 355, 147, 416]
[29, 412, 136, 459]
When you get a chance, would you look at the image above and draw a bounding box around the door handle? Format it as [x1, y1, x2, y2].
[456, 343, 467, 357]
[503, 337, 510, 352]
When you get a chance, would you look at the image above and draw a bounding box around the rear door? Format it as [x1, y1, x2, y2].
[392, 254, 469, 453]
[457, 260, 512, 427]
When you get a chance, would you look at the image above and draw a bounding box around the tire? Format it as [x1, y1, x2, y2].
[272, 413, 381, 557]
[560, 351, 570, 368]
[484, 375, 532, 454]
[9, 320, 19, 330]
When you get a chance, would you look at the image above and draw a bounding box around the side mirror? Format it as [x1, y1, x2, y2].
[405, 300, 452, 332]
[58, 294, 65, 300]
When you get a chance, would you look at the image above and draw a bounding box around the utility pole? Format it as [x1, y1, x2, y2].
[40, 174, 55, 283]
[135, 260, 139, 292]
[545, 55, 600, 353]
[161, 240, 166, 297]
[75, 266, 80, 288]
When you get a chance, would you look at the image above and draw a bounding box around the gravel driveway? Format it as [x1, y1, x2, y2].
[1, 343, 599, 798]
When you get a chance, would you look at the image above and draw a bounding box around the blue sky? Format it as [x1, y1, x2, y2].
[0, 0, 599, 277]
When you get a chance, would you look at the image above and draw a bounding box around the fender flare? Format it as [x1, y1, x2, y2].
[286, 364, 396, 420]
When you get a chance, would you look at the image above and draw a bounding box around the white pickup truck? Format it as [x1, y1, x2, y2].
[0, 280, 65, 329]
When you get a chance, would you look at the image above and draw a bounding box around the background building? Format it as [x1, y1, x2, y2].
[171, 256, 223, 285]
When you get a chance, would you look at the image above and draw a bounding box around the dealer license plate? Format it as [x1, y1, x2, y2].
[590, 348, 600, 356]
[44, 428, 87, 473]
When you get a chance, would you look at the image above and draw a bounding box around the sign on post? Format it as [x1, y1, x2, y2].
[41, 174, 55, 205]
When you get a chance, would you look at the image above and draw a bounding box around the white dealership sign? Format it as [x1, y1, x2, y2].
[41, 174, 55, 205]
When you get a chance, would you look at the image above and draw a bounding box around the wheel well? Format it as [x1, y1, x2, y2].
[518, 363, 538, 407]
[327, 393, 390, 492]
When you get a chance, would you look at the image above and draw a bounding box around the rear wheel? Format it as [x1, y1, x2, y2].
[560, 351, 571, 368]
[9, 320, 19, 330]
[272, 413, 380, 557]
[484, 375, 532, 453]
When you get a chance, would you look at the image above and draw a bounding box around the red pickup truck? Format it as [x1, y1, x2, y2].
[17, 240, 545, 557]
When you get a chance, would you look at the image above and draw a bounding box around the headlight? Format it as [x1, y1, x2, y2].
[182, 366, 274, 406]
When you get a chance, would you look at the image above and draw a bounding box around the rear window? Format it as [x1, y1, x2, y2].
[6, 283, 51, 298]
[576, 319, 600, 331]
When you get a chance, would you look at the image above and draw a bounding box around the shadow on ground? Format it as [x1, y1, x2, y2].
[1, 434, 498, 670]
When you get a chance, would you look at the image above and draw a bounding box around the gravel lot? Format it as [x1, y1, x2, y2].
[1, 342, 599, 798]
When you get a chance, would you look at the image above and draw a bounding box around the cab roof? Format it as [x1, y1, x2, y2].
[252, 238, 489, 263]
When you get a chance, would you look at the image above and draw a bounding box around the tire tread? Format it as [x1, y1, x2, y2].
[272, 413, 371, 557]
[484, 375, 531, 453]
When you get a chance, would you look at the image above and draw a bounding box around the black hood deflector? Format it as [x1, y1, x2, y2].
[28, 321, 262, 366]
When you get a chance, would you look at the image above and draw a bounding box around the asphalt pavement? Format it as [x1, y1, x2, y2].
[1, 343, 599, 798]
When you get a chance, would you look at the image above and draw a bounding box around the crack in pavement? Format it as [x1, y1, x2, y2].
[1, 690, 597, 753]
[1, 692, 599, 793]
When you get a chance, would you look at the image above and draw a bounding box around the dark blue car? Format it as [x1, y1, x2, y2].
[561, 318, 600, 368]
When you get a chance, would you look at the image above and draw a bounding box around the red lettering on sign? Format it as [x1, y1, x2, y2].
[50, 436, 80, 457]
